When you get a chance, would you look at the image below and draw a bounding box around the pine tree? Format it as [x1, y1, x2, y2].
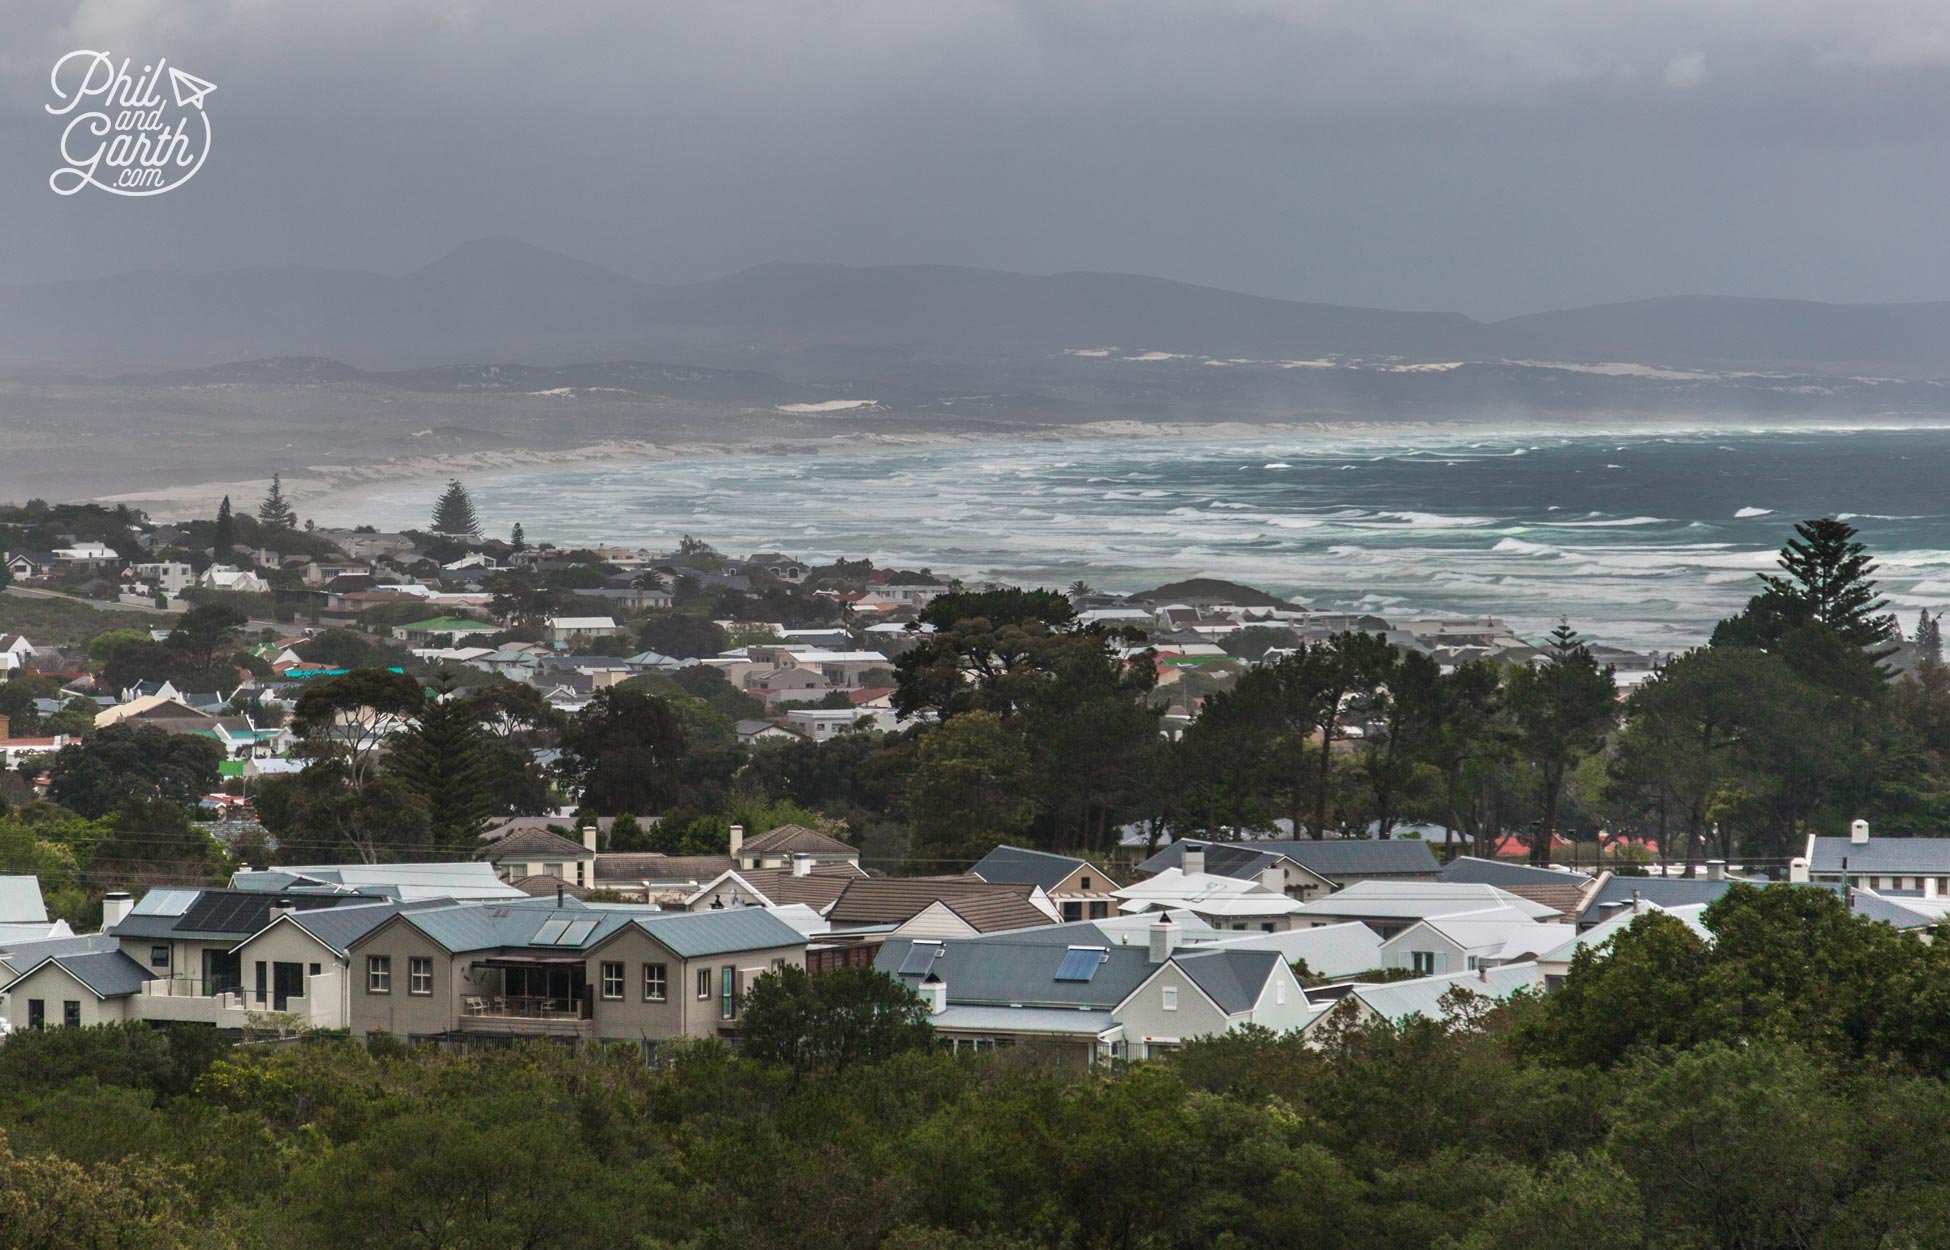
[511, 522, 526, 551]
[1757, 517, 1895, 647]
[1508, 621, 1618, 865]
[212, 496, 235, 560]
[1918, 610, 1943, 667]
[432, 479, 481, 537]
[257, 473, 297, 530]
[388, 678, 499, 850]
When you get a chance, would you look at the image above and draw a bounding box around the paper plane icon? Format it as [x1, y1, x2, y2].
[168, 67, 217, 110]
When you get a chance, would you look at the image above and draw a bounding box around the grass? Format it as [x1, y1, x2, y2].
[0, 593, 167, 649]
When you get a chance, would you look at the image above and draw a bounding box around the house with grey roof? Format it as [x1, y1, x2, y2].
[1302, 961, 1545, 1044]
[1137, 837, 1439, 899]
[0, 876, 50, 925]
[970, 845, 1122, 922]
[1573, 869, 1756, 931]
[1290, 880, 1565, 939]
[1379, 908, 1565, 976]
[0, 947, 156, 1032]
[1436, 856, 1596, 918]
[1804, 819, 1950, 894]
[344, 901, 806, 1048]
[877, 914, 1312, 1064]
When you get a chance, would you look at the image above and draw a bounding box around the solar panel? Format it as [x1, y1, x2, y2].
[561, 919, 599, 945]
[533, 917, 573, 944]
[897, 942, 943, 976]
[1054, 946, 1107, 983]
[131, 888, 200, 917]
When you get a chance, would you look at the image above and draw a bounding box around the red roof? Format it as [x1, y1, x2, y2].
[845, 687, 896, 705]
[0, 738, 60, 748]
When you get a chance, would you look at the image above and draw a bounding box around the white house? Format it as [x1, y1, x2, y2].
[0, 634, 33, 673]
[1379, 907, 1564, 976]
[199, 564, 271, 593]
[546, 616, 624, 644]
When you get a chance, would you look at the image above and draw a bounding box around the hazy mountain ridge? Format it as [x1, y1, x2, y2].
[9, 236, 1950, 382]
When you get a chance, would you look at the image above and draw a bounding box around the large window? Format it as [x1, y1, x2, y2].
[62, 1001, 80, 1028]
[408, 957, 433, 995]
[720, 965, 738, 1020]
[1411, 951, 1436, 975]
[643, 963, 667, 1002]
[367, 955, 391, 993]
[600, 961, 624, 1000]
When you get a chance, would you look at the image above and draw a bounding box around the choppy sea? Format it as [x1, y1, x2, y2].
[337, 425, 1950, 651]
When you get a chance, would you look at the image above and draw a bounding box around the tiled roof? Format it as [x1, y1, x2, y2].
[512, 876, 592, 900]
[594, 854, 735, 883]
[484, 827, 591, 860]
[739, 824, 855, 857]
[716, 866, 863, 910]
[828, 877, 1036, 926]
[935, 893, 1058, 934]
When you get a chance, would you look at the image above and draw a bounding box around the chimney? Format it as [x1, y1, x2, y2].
[920, 973, 947, 1015]
[728, 823, 745, 859]
[1789, 857, 1810, 884]
[791, 854, 813, 878]
[1928, 878, 1941, 900]
[1148, 915, 1182, 964]
[1182, 842, 1205, 878]
[1850, 818, 1870, 845]
[1259, 865, 1285, 895]
[1705, 860, 1726, 882]
[581, 823, 598, 854]
[556, 884, 565, 908]
[101, 891, 133, 927]
[272, 895, 296, 920]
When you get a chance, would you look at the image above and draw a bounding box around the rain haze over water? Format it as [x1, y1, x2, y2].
[340, 425, 1950, 651]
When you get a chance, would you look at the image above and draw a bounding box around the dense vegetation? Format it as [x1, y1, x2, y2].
[2, 885, 1947, 1249]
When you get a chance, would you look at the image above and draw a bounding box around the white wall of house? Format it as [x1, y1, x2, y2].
[1380, 924, 1470, 976]
[889, 902, 982, 939]
[0, 965, 128, 1030]
[1114, 961, 1231, 1056]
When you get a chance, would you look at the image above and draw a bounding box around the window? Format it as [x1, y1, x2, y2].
[643, 963, 667, 1001]
[697, 968, 711, 1000]
[409, 957, 433, 996]
[600, 961, 624, 1000]
[254, 961, 267, 1005]
[1080, 875, 1092, 891]
[26, 999, 44, 1030]
[149, 945, 170, 969]
[1276, 981, 1286, 1005]
[720, 965, 738, 1020]
[309, 963, 322, 976]
[63, 1000, 80, 1028]
[1411, 951, 1436, 975]
[1088, 901, 1109, 919]
[1062, 901, 1083, 922]
[367, 955, 391, 993]
[1162, 986, 1178, 1012]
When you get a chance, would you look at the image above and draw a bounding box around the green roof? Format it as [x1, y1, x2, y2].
[218, 760, 247, 778]
[400, 616, 496, 633]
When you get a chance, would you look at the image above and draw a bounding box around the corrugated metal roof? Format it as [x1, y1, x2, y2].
[1807, 836, 1950, 874]
[1199, 922, 1382, 979]
[1, 949, 153, 999]
[634, 909, 805, 958]
[1437, 856, 1594, 888]
[0, 932, 118, 970]
[1294, 881, 1559, 922]
[877, 936, 1157, 1010]
[1348, 961, 1543, 1025]
[931, 1005, 1118, 1036]
[1578, 876, 1746, 922]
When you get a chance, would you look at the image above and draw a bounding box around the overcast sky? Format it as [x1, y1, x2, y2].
[3, 0, 1948, 318]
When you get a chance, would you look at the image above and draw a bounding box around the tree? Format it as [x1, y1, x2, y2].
[637, 614, 729, 660]
[46, 724, 223, 819]
[166, 601, 248, 677]
[388, 676, 500, 850]
[1918, 610, 1943, 667]
[211, 495, 236, 560]
[510, 521, 526, 550]
[257, 473, 298, 530]
[560, 688, 689, 814]
[1507, 623, 1617, 863]
[431, 478, 481, 537]
[1718, 517, 1896, 653]
[739, 964, 934, 1076]
[290, 668, 426, 793]
[906, 711, 1038, 867]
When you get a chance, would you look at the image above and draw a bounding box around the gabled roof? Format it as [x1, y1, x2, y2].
[0, 931, 118, 971]
[828, 877, 1040, 927]
[1171, 947, 1284, 1014]
[1200, 922, 1383, 979]
[1340, 961, 1543, 1026]
[1806, 835, 1950, 874]
[0, 876, 49, 925]
[930, 893, 1058, 934]
[970, 845, 1115, 892]
[594, 853, 735, 884]
[360, 899, 806, 959]
[1293, 881, 1560, 922]
[235, 901, 441, 956]
[0, 949, 153, 999]
[483, 826, 591, 860]
[109, 889, 377, 941]
[690, 865, 865, 911]
[1437, 855, 1594, 888]
[877, 934, 1157, 1009]
[738, 824, 855, 857]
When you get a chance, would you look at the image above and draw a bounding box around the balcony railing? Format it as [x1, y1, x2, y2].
[461, 995, 591, 1021]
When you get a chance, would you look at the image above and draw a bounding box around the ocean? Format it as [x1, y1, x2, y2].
[335, 425, 1950, 651]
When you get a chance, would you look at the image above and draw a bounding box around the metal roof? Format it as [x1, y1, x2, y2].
[1437, 856, 1594, 889]
[1807, 835, 1950, 874]
[633, 909, 805, 958]
[931, 1005, 1118, 1036]
[970, 845, 1097, 892]
[1140, 837, 1439, 880]
[0, 949, 153, 999]
[878, 935, 1158, 1010]
[1294, 881, 1559, 922]
[1577, 875, 1747, 923]
[1174, 948, 1282, 1014]
[0, 876, 49, 925]
[0, 932, 118, 970]
[1198, 922, 1383, 979]
[1346, 961, 1543, 1025]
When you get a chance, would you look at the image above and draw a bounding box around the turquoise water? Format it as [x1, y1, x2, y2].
[340, 425, 1950, 650]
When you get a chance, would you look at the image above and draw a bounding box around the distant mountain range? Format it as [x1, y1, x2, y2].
[7, 236, 1950, 383]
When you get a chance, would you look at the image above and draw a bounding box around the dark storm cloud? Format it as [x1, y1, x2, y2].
[2, 0, 1948, 316]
